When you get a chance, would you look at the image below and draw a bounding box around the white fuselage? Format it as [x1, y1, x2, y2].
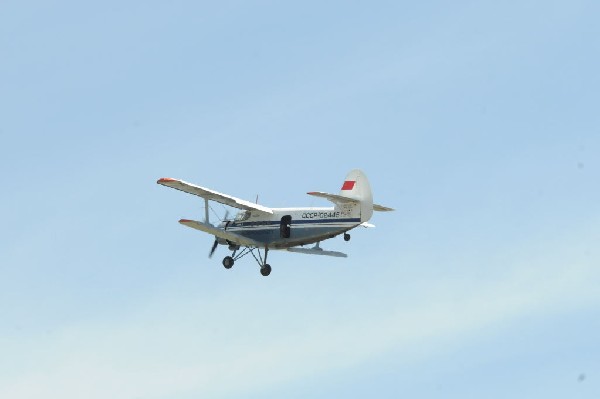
[219, 205, 362, 249]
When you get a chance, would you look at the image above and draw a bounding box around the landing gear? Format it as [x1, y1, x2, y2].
[344, 233, 351, 242]
[260, 264, 272, 276]
[252, 247, 271, 277]
[222, 256, 234, 269]
[219, 246, 273, 276]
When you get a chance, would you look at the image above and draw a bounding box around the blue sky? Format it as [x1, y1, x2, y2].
[1, 0, 599, 398]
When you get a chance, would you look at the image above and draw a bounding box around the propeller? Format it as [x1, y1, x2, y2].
[209, 239, 219, 258]
[208, 210, 231, 258]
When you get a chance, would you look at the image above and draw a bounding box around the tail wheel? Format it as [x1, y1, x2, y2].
[260, 264, 271, 276]
[344, 233, 351, 242]
[222, 256, 234, 269]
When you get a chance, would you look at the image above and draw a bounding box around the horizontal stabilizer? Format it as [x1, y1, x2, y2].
[286, 247, 348, 258]
[307, 191, 360, 205]
[373, 203, 394, 212]
[179, 219, 262, 247]
[158, 178, 273, 214]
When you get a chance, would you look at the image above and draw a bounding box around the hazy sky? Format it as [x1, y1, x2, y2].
[1, 1, 599, 398]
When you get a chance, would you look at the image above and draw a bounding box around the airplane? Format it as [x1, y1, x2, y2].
[157, 169, 393, 276]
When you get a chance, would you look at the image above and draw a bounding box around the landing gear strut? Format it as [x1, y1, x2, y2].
[251, 247, 271, 277]
[344, 233, 351, 242]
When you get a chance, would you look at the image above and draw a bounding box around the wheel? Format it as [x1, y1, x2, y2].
[222, 256, 234, 269]
[344, 233, 351, 242]
[260, 264, 272, 276]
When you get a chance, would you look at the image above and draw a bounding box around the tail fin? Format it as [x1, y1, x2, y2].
[306, 169, 393, 222]
[339, 169, 373, 222]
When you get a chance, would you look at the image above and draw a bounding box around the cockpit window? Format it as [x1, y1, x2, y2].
[235, 211, 250, 221]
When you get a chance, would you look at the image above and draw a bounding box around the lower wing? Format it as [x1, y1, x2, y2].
[179, 219, 262, 247]
[285, 247, 348, 258]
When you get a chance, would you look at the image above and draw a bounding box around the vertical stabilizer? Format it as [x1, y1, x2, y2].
[339, 169, 373, 222]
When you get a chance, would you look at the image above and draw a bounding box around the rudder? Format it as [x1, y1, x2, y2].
[339, 169, 373, 222]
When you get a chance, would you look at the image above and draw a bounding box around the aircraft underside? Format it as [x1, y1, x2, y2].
[217, 223, 358, 276]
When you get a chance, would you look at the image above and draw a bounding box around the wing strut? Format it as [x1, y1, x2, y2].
[204, 198, 210, 225]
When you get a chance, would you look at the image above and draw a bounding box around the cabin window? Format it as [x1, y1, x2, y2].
[235, 211, 251, 221]
[280, 215, 292, 238]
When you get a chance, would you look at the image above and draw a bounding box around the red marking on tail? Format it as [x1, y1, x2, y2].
[341, 180, 356, 190]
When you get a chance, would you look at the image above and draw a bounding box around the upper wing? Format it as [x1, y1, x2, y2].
[306, 191, 360, 205]
[373, 203, 394, 211]
[157, 178, 273, 214]
[179, 219, 263, 247]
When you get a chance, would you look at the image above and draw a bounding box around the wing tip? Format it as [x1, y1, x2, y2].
[179, 219, 193, 223]
[157, 177, 177, 184]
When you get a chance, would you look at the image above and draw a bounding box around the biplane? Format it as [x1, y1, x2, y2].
[157, 169, 393, 276]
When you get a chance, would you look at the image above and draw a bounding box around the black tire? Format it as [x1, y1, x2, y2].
[344, 233, 351, 242]
[260, 264, 272, 276]
[222, 256, 234, 269]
